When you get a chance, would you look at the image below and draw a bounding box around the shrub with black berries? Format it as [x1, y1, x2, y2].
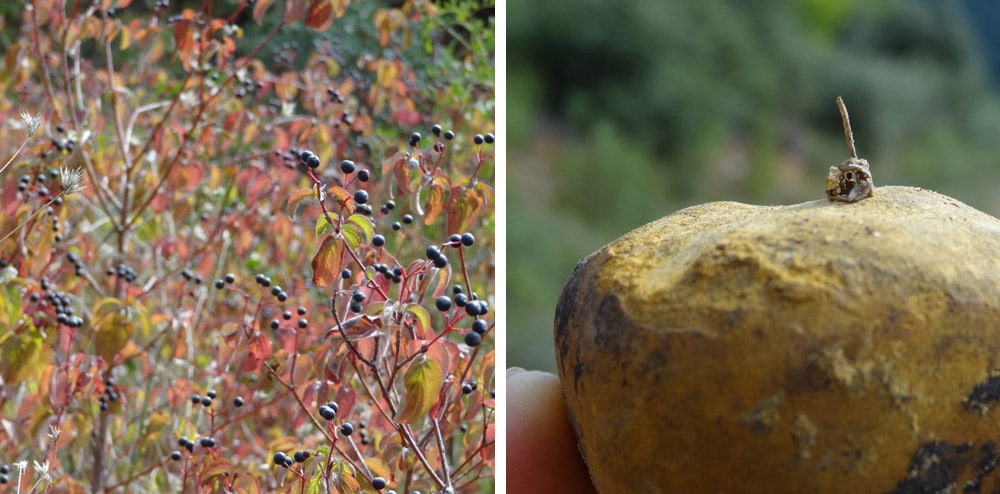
[0, 0, 493, 491]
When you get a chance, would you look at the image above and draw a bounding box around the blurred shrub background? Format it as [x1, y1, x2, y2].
[508, 0, 1000, 372]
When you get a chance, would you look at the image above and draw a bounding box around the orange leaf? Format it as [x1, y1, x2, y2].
[423, 179, 447, 226]
[446, 185, 487, 235]
[284, 0, 306, 23]
[173, 12, 195, 54]
[304, 0, 333, 30]
[253, 0, 275, 25]
[311, 235, 345, 287]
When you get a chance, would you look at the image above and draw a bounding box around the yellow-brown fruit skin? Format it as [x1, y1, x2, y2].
[555, 186, 1000, 493]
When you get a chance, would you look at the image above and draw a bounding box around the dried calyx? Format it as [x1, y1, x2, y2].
[826, 97, 874, 203]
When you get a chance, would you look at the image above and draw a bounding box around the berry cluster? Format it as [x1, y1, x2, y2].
[191, 389, 218, 409]
[180, 268, 204, 285]
[106, 262, 138, 283]
[98, 376, 119, 412]
[28, 277, 84, 328]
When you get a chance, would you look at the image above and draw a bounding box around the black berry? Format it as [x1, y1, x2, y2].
[354, 190, 369, 204]
[340, 159, 356, 173]
[300, 150, 321, 169]
[224, 273, 235, 284]
[273, 452, 293, 468]
[402, 214, 414, 224]
[435, 296, 452, 311]
[372, 477, 387, 490]
[206, 390, 217, 399]
[340, 422, 354, 436]
[293, 450, 310, 463]
[461, 233, 475, 246]
[431, 124, 442, 136]
[464, 331, 482, 347]
[444, 130, 455, 140]
[233, 396, 245, 407]
[318, 405, 337, 421]
[214, 279, 225, 289]
[473, 134, 484, 145]
[357, 169, 370, 182]
[170, 450, 182, 461]
[199, 437, 216, 448]
[472, 319, 488, 334]
[484, 133, 495, 144]
[372, 234, 385, 247]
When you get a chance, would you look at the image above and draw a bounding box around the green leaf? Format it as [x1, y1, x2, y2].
[396, 356, 442, 424]
[0, 283, 22, 328]
[341, 222, 361, 250]
[311, 235, 345, 287]
[315, 213, 337, 238]
[345, 213, 374, 244]
[404, 304, 432, 337]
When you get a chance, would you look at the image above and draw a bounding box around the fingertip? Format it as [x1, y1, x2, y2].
[507, 369, 596, 493]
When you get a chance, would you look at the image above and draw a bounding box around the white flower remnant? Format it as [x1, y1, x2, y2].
[59, 166, 86, 195]
[19, 112, 41, 137]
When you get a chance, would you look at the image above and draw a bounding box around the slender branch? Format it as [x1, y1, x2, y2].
[0, 136, 30, 178]
[432, 417, 453, 489]
[0, 193, 64, 244]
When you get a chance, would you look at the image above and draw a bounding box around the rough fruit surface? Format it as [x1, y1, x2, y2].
[555, 186, 1000, 493]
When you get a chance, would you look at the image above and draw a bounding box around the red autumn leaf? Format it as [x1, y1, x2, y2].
[242, 332, 272, 372]
[304, 0, 333, 31]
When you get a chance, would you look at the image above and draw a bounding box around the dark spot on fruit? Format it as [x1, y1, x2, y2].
[890, 441, 999, 494]
[964, 374, 1000, 415]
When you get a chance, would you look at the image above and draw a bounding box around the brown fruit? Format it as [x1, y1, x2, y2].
[555, 186, 1000, 493]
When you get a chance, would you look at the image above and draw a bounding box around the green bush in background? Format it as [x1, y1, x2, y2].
[508, 0, 1000, 372]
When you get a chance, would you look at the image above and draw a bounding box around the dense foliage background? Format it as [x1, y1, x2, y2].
[508, 0, 1000, 372]
[0, 0, 494, 492]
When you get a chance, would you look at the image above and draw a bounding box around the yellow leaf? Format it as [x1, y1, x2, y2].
[396, 357, 442, 424]
[0, 330, 43, 382]
[94, 310, 134, 363]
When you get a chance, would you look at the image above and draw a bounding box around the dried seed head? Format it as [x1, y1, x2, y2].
[19, 112, 41, 137]
[59, 166, 86, 195]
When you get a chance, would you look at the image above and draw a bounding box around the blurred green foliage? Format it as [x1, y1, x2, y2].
[508, 0, 1000, 371]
